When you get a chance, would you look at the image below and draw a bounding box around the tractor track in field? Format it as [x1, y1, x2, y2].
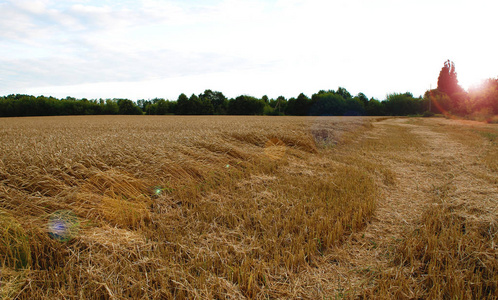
[306, 117, 498, 298]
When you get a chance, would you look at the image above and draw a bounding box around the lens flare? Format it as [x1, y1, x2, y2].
[149, 186, 165, 197]
[47, 210, 79, 242]
[310, 118, 339, 147]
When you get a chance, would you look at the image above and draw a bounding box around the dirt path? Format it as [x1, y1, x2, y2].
[310, 117, 498, 297]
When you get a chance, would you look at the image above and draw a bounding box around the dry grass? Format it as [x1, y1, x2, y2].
[359, 118, 498, 299]
[1, 116, 496, 299]
[0, 115, 382, 299]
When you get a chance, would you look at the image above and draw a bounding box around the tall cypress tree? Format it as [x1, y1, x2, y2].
[437, 60, 463, 95]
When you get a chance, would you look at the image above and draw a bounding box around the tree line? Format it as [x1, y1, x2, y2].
[0, 89, 426, 117]
[1, 61, 496, 119]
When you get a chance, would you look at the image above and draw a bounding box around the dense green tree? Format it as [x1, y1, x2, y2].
[268, 98, 277, 108]
[187, 94, 211, 115]
[309, 92, 347, 116]
[263, 104, 278, 115]
[424, 89, 452, 114]
[384, 93, 423, 116]
[148, 99, 172, 115]
[270, 96, 287, 114]
[345, 97, 366, 116]
[357, 92, 369, 106]
[117, 99, 143, 115]
[103, 99, 119, 114]
[199, 89, 225, 114]
[262, 95, 269, 104]
[336, 87, 352, 100]
[315, 90, 331, 95]
[228, 95, 265, 115]
[0, 94, 143, 117]
[366, 98, 385, 116]
[286, 93, 311, 115]
[199, 96, 214, 115]
[175, 93, 213, 115]
[137, 99, 152, 113]
[175, 93, 189, 115]
[188, 94, 201, 115]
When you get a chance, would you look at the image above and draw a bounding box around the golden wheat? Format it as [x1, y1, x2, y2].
[361, 118, 498, 299]
[1, 115, 495, 299]
[0, 115, 379, 299]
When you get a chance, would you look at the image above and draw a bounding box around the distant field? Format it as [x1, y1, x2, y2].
[0, 116, 496, 299]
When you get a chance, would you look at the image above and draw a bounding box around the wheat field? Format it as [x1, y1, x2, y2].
[0, 115, 496, 299]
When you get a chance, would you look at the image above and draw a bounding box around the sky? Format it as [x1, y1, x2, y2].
[1, 0, 497, 101]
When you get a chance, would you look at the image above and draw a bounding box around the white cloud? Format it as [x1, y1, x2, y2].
[1, 0, 498, 100]
[1, 48, 253, 90]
